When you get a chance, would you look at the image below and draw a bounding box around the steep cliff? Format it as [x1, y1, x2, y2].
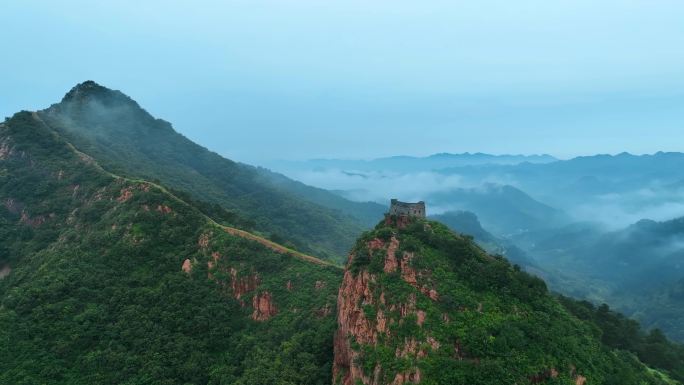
[333, 216, 675, 384]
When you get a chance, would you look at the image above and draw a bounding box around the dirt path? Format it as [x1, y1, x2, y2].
[221, 226, 339, 267]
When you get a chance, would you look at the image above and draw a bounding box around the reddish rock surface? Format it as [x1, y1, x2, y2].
[392, 369, 421, 385]
[156, 204, 172, 214]
[368, 238, 384, 250]
[116, 187, 134, 202]
[333, 268, 378, 385]
[400, 252, 418, 286]
[252, 291, 277, 321]
[181, 258, 192, 273]
[416, 310, 426, 326]
[384, 237, 399, 273]
[335, 234, 444, 385]
[384, 214, 411, 229]
[229, 267, 260, 301]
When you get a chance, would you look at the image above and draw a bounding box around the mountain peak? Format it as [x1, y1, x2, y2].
[62, 80, 108, 100]
[60, 80, 137, 108]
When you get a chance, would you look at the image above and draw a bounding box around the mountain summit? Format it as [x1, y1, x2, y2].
[39, 81, 375, 260]
[59, 80, 141, 110]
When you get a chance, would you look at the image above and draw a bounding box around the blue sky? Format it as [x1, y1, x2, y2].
[2, 0, 683, 163]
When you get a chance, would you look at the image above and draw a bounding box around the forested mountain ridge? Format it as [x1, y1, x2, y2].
[0, 110, 343, 384]
[36, 81, 375, 261]
[333, 215, 681, 384]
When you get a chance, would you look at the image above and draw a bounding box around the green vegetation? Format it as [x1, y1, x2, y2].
[559, 296, 684, 382]
[0, 111, 342, 384]
[343, 218, 681, 384]
[2, 85, 683, 384]
[520, 217, 684, 343]
[37, 81, 372, 262]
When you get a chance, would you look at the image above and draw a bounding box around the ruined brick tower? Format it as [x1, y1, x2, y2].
[388, 199, 426, 218]
[385, 199, 426, 228]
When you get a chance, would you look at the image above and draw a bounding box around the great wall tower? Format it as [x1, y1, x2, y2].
[385, 199, 426, 228]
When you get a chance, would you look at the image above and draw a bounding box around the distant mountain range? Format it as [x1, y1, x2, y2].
[267, 146, 684, 343]
[270, 152, 557, 173]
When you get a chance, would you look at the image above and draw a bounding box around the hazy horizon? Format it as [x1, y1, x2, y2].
[3, 1, 684, 164]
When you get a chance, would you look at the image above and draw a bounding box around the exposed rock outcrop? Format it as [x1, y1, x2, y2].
[334, 266, 378, 385]
[334, 234, 435, 385]
[181, 258, 192, 273]
[252, 291, 277, 321]
[156, 204, 172, 214]
[384, 237, 399, 273]
[229, 267, 260, 302]
[116, 187, 134, 202]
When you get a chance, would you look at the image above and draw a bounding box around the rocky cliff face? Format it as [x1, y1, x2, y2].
[333, 224, 438, 385]
[331, 217, 658, 385]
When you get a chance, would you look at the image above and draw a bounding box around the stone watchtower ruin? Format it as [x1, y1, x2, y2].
[385, 199, 426, 227]
[388, 199, 426, 218]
